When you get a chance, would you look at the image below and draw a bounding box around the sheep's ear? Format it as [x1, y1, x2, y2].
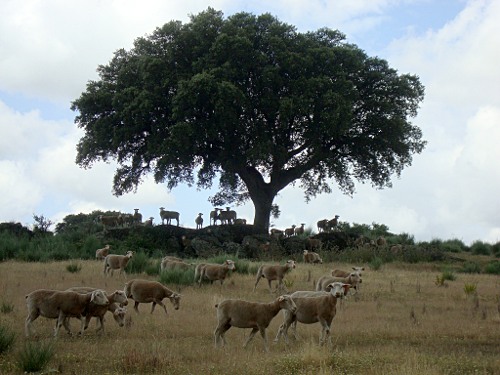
[342, 284, 351, 295]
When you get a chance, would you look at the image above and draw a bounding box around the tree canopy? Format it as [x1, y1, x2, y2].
[72, 8, 426, 232]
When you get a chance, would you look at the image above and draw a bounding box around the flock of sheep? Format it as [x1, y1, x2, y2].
[24, 243, 364, 352]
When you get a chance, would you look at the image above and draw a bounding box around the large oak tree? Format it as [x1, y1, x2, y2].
[72, 8, 426, 233]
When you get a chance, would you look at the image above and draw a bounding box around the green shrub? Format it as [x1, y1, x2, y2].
[470, 241, 491, 256]
[441, 238, 468, 253]
[491, 242, 500, 257]
[0, 300, 14, 314]
[0, 324, 15, 354]
[145, 260, 161, 276]
[369, 257, 384, 270]
[66, 262, 82, 273]
[441, 269, 456, 281]
[17, 341, 54, 373]
[463, 283, 477, 296]
[484, 261, 500, 275]
[159, 268, 195, 286]
[461, 261, 481, 274]
[127, 251, 151, 275]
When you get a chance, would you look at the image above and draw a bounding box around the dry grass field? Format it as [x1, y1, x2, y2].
[0, 259, 499, 374]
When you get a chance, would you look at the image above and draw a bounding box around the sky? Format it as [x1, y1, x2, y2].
[1, 0, 499, 245]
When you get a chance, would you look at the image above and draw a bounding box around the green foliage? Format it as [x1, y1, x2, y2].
[17, 341, 54, 373]
[369, 257, 384, 270]
[463, 283, 477, 296]
[470, 241, 491, 256]
[72, 8, 425, 232]
[66, 262, 82, 273]
[484, 261, 500, 275]
[461, 261, 481, 274]
[159, 268, 195, 286]
[145, 260, 161, 276]
[0, 231, 29, 260]
[491, 242, 500, 257]
[441, 269, 456, 281]
[0, 324, 15, 354]
[126, 251, 151, 275]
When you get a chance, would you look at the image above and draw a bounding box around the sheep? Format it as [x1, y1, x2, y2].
[25, 289, 109, 337]
[195, 213, 203, 229]
[253, 260, 296, 294]
[294, 223, 305, 236]
[160, 258, 193, 272]
[284, 225, 296, 237]
[103, 250, 134, 277]
[391, 244, 403, 254]
[194, 260, 236, 287]
[270, 228, 284, 239]
[209, 208, 221, 225]
[143, 217, 154, 226]
[327, 215, 340, 231]
[133, 208, 142, 225]
[65, 287, 128, 332]
[234, 218, 247, 225]
[274, 282, 350, 345]
[305, 237, 322, 252]
[159, 207, 180, 226]
[124, 279, 181, 315]
[95, 244, 111, 260]
[376, 236, 387, 247]
[316, 273, 362, 293]
[317, 219, 328, 233]
[214, 295, 297, 352]
[303, 250, 323, 264]
[331, 266, 365, 278]
[218, 207, 237, 225]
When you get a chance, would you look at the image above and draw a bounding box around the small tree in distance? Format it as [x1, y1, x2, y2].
[72, 8, 426, 233]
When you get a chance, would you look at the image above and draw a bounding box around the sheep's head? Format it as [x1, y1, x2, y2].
[113, 290, 128, 306]
[286, 260, 296, 269]
[278, 295, 297, 314]
[170, 293, 181, 310]
[225, 260, 236, 271]
[113, 306, 127, 327]
[91, 290, 109, 306]
[326, 282, 349, 298]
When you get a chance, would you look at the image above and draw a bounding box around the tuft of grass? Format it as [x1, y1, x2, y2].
[369, 257, 383, 270]
[463, 283, 477, 296]
[0, 324, 16, 354]
[17, 341, 54, 373]
[441, 268, 456, 281]
[66, 262, 82, 273]
[0, 300, 14, 314]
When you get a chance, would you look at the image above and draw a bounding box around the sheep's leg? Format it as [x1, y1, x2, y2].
[258, 327, 270, 353]
[243, 328, 259, 349]
[267, 279, 274, 294]
[253, 272, 262, 291]
[273, 323, 285, 343]
[133, 301, 140, 313]
[54, 312, 67, 338]
[214, 322, 230, 347]
[24, 311, 39, 337]
[78, 315, 86, 335]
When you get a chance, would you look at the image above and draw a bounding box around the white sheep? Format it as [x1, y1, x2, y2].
[95, 244, 111, 260]
[65, 287, 128, 332]
[194, 260, 236, 287]
[98, 215, 119, 230]
[294, 223, 305, 236]
[303, 250, 323, 264]
[284, 225, 296, 237]
[214, 295, 297, 352]
[195, 213, 203, 229]
[103, 251, 134, 277]
[143, 217, 154, 226]
[159, 207, 180, 226]
[331, 266, 365, 278]
[316, 273, 362, 293]
[274, 282, 350, 345]
[25, 289, 109, 337]
[316, 219, 328, 233]
[124, 279, 181, 315]
[160, 258, 193, 272]
[218, 207, 237, 225]
[327, 215, 340, 231]
[253, 260, 296, 293]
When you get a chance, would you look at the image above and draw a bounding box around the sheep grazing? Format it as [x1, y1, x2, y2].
[234, 218, 247, 225]
[159, 207, 180, 226]
[303, 250, 323, 264]
[214, 295, 297, 352]
[103, 250, 134, 277]
[124, 279, 181, 315]
[274, 282, 350, 345]
[194, 260, 236, 287]
[95, 244, 111, 260]
[143, 217, 154, 226]
[316, 273, 362, 293]
[253, 260, 296, 294]
[195, 213, 203, 229]
[25, 289, 108, 337]
[66, 287, 128, 332]
[270, 228, 284, 239]
[284, 225, 296, 237]
[160, 258, 193, 272]
[331, 266, 365, 278]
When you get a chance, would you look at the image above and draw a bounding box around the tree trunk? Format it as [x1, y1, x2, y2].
[252, 194, 274, 234]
